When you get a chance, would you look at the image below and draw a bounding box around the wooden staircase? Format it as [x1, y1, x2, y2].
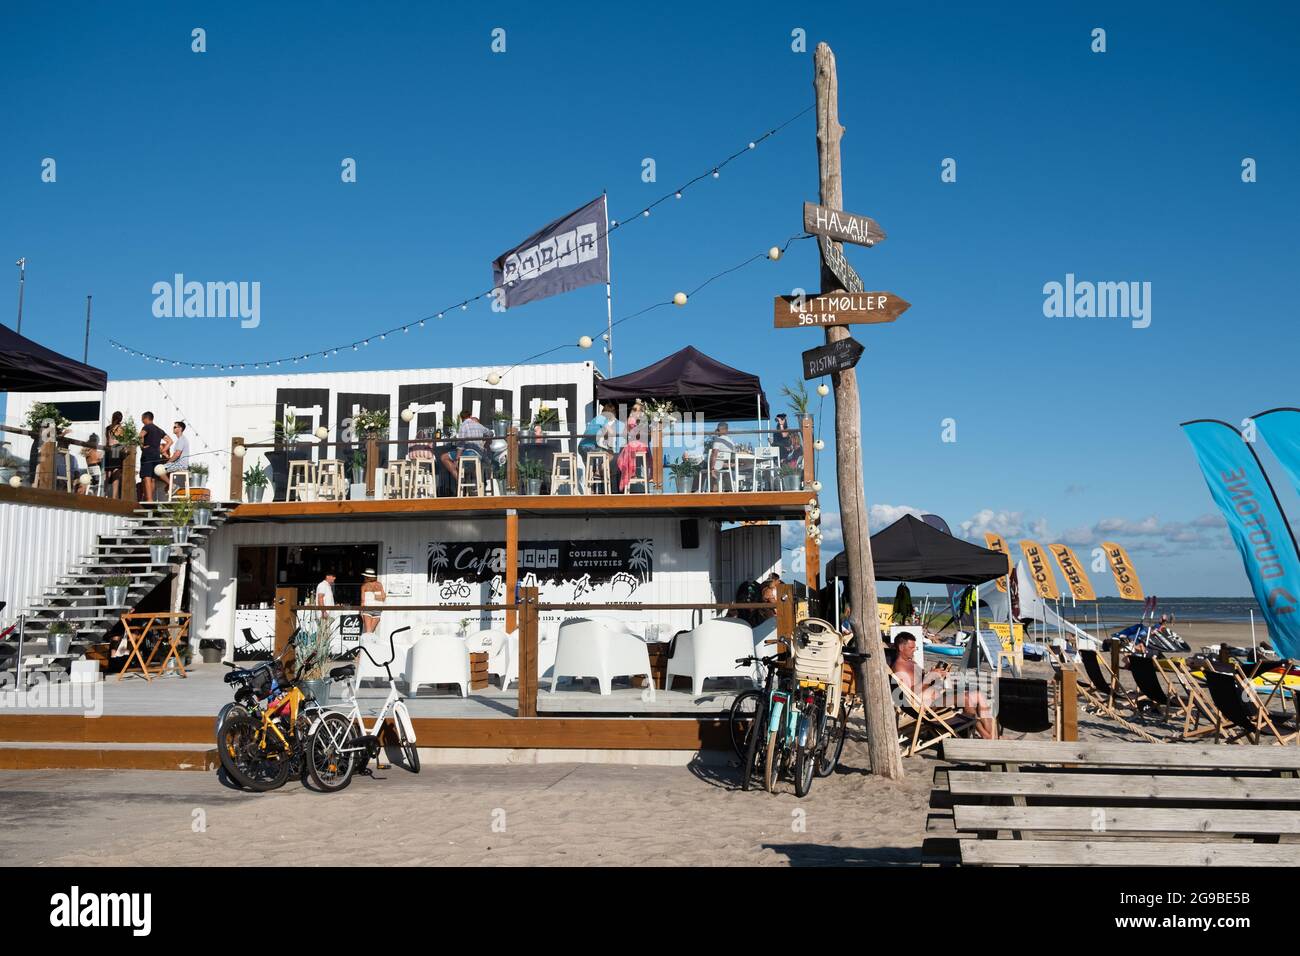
[7, 501, 235, 675]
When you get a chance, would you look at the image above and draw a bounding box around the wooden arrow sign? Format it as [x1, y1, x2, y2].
[774, 290, 911, 328]
[803, 336, 865, 379]
[804, 201, 886, 248]
[816, 235, 863, 294]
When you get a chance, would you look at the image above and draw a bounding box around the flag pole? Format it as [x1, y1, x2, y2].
[603, 190, 614, 376]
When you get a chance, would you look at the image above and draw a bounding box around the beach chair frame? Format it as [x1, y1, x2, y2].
[1070, 650, 1161, 743]
[889, 670, 975, 757]
[1129, 655, 1218, 741]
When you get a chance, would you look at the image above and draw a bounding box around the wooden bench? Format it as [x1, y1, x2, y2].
[925, 739, 1300, 866]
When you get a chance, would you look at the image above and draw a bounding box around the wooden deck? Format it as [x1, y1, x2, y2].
[227, 490, 813, 521]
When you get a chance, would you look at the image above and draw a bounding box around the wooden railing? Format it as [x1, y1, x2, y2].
[0, 424, 136, 502]
[277, 582, 796, 719]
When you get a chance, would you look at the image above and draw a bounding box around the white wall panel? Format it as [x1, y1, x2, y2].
[0, 503, 129, 617]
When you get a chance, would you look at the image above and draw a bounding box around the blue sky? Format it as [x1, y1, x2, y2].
[2, 1, 1297, 595]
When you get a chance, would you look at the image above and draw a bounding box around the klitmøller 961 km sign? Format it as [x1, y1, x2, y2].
[773, 291, 911, 328]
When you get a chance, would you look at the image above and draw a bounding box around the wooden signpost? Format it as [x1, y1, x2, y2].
[774, 290, 911, 328]
[802, 337, 864, 380]
[804, 201, 885, 247]
[815, 234, 863, 293]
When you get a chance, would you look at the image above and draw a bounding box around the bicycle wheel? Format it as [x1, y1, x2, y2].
[740, 698, 767, 791]
[763, 730, 782, 793]
[794, 705, 818, 797]
[218, 711, 291, 793]
[394, 705, 420, 773]
[307, 712, 359, 792]
[728, 689, 762, 760]
[816, 705, 849, 778]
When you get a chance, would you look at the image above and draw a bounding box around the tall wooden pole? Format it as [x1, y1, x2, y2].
[815, 42, 904, 779]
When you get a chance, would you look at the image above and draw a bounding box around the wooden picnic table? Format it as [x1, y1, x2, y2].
[117, 611, 191, 681]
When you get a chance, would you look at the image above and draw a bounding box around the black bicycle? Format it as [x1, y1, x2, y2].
[728, 647, 789, 791]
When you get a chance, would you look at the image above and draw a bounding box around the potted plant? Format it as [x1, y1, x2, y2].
[193, 495, 213, 527]
[528, 405, 558, 442]
[667, 457, 702, 494]
[293, 615, 335, 704]
[189, 463, 209, 490]
[103, 573, 131, 607]
[779, 463, 803, 491]
[148, 535, 172, 565]
[198, 638, 226, 665]
[47, 618, 75, 657]
[458, 617, 471, 639]
[519, 458, 545, 495]
[24, 402, 71, 442]
[242, 462, 269, 503]
[167, 499, 194, 544]
[267, 413, 309, 502]
[349, 449, 368, 500]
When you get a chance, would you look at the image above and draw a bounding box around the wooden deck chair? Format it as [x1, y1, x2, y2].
[1073, 649, 1161, 743]
[995, 676, 1052, 737]
[1128, 654, 1217, 740]
[889, 670, 975, 756]
[1203, 666, 1298, 745]
[1163, 657, 1227, 740]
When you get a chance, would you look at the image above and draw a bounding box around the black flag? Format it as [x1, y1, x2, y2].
[492, 195, 608, 309]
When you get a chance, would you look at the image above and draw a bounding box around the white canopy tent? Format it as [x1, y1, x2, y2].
[979, 560, 1098, 649]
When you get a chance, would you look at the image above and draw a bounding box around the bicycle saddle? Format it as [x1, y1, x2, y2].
[329, 664, 356, 682]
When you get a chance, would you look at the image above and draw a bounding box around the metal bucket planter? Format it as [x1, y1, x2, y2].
[526, 478, 543, 496]
[48, 633, 72, 656]
[194, 505, 212, 528]
[150, 543, 171, 565]
[172, 525, 191, 545]
[673, 475, 697, 494]
[781, 473, 802, 491]
[350, 482, 368, 501]
[244, 484, 266, 503]
[302, 678, 330, 705]
[104, 585, 128, 607]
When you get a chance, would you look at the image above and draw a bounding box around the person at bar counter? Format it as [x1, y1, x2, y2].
[104, 411, 126, 498]
[616, 401, 648, 493]
[890, 631, 994, 739]
[314, 571, 337, 624]
[161, 421, 190, 495]
[360, 568, 385, 633]
[773, 413, 802, 474]
[707, 422, 736, 490]
[579, 403, 621, 487]
[138, 412, 167, 501]
[79, 433, 102, 495]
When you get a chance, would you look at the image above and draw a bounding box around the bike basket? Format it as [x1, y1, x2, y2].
[791, 619, 843, 686]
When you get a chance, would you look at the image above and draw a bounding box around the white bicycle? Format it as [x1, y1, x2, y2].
[306, 626, 420, 792]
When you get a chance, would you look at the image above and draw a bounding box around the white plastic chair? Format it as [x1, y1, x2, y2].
[357, 622, 417, 685]
[497, 628, 559, 690]
[549, 619, 654, 697]
[404, 634, 471, 697]
[664, 618, 757, 696]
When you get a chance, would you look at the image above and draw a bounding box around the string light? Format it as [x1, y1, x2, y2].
[107, 106, 813, 372]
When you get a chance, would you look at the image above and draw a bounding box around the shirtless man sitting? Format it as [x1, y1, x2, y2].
[890, 631, 994, 739]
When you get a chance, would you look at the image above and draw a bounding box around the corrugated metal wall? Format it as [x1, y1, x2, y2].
[5, 360, 598, 497]
[0, 502, 129, 616]
[201, 514, 718, 649]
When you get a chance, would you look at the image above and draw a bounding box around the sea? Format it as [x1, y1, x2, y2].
[1059, 596, 1264, 624]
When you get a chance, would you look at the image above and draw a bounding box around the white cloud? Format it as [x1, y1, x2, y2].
[869, 503, 924, 529]
[957, 509, 1048, 540]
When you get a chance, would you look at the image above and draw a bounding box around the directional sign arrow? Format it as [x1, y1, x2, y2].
[774, 290, 911, 329]
[802, 337, 865, 380]
[804, 201, 886, 248]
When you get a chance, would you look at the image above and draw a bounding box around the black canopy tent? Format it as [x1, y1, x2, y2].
[595, 346, 769, 421]
[0, 324, 107, 392]
[825, 514, 1007, 585]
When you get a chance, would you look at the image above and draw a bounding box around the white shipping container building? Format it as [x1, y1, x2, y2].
[4, 360, 783, 659]
[5, 360, 602, 496]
